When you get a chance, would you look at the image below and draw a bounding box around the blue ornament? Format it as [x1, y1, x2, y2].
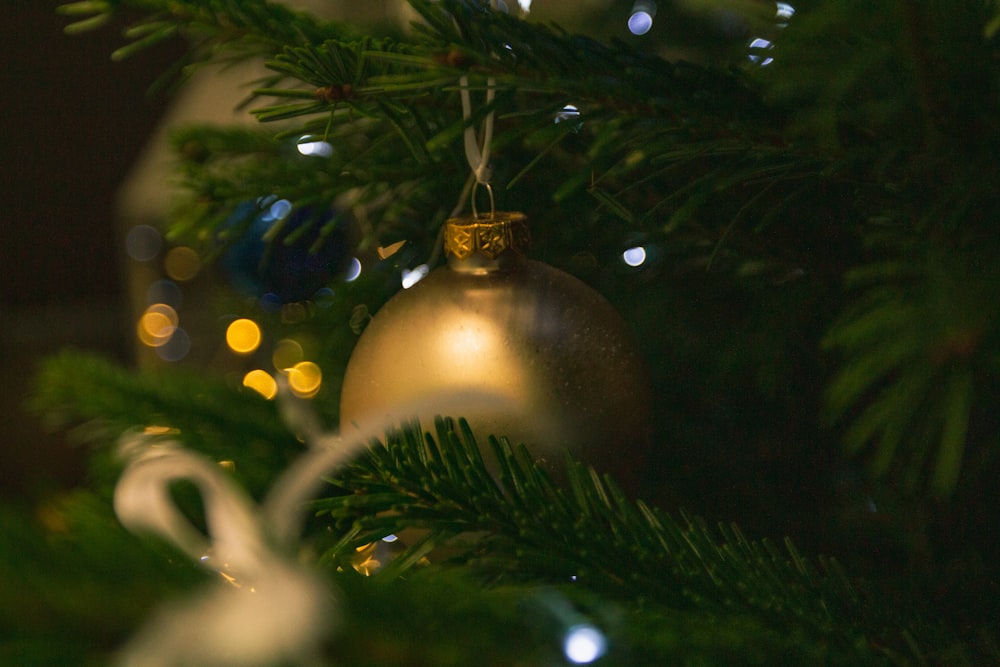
[221, 198, 349, 304]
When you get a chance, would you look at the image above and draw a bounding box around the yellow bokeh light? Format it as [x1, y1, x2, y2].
[164, 246, 202, 281]
[242, 369, 278, 400]
[226, 318, 262, 354]
[287, 361, 322, 398]
[137, 303, 178, 347]
[272, 338, 304, 371]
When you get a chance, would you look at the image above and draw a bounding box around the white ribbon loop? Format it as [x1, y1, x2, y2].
[111, 389, 511, 665]
[113, 432, 335, 667]
[459, 75, 496, 189]
[113, 436, 266, 576]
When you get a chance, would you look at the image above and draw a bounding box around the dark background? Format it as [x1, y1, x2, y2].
[1, 3, 178, 499]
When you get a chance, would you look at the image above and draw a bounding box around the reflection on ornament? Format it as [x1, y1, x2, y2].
[340, 212, 651, 489]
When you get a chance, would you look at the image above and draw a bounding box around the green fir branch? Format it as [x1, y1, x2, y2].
[59, 0, 353, 57]
[59, 0, 1000, 500]
[823, 234, 999, 496]
[29, 351, 304, 498]
[314, 417, 939, 663]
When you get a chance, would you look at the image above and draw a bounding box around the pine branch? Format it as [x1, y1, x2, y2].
[823, 232, 999, 496]
[29, 350, 305, 498]
[0, 492, 206, 664]
[314, 417, 943, 663]
[58, 0, 353, 59]
[59, 0, 1000, 498]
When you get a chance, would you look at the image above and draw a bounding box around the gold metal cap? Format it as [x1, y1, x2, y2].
[443, 212, 530, 271]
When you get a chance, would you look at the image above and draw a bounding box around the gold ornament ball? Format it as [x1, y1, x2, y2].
[339, 212, 651, 489]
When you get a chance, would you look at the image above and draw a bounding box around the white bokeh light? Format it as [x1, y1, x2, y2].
[270, 199, 293, 220]
[563, 624, 607, 664]
[555, 104, 580, 124]
[344, 257, 362, 282]
[628, 1, 656, 36]
[401, 264, 430, 289]
[622, 246, 647, 267]
[747, 37, 775, 66]
[296, 136, 334, 158]
[628, 11, 653, 35]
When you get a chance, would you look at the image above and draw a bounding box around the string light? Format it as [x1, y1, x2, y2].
[628, 1, 656, 36]
[622, 246, 647, 267]
[401, 264, 430, 289]
[747, 37, 774, 66]
[563, 624, 607, 664]
[555, 104, 580, 125]
[296, 136, 333, 157]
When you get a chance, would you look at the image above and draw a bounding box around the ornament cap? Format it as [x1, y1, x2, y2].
[443, 212, 530, 273]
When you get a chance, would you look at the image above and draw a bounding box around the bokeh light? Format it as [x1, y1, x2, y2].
[164, 246, 202, 281]
[401, 264, 429, 289]
[226, 318, 262, 354]
[296, 136, 334, 157]
[147, 280, 183, 309]
[267, 198, 293, 222]
[314, 287, 336, 308]
[272, 338, 305, 372]
[281, 302, 308, 324]
[628, 11, 653, 35]
[125, 224, 162, 262]
[555, 104, 580, 124]
[344, 257, 363, 282]
[776, 2, 795, 20]
[155, 327, 191, 362]
[287, 361, 322, 398]
[622, 246, 647, 267]
[259, 293, 283, 313]
[242, 369, 278, 400]
[137, 303, 178, 347]
[748, 37, 774, 66]
[563, 624, 607, 664]
[628, 1, 656, 36]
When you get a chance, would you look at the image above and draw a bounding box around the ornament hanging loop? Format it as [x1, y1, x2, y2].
[459, 75, 496, 212]
[471, 181, 496, 219]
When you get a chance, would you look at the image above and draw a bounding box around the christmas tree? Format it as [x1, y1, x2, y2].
[5, 0, 1000, 663]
